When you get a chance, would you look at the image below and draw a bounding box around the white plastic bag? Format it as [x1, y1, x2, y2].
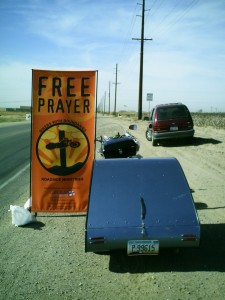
[24, 197, 32, 210]
[9, 205, 36, 227]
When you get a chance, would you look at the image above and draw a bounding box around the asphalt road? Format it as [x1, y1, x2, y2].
[0, 122, 31, 192]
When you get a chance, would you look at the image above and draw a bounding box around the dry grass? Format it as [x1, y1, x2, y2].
[0, 111, 28, 123]
[192, 113, 225, 129]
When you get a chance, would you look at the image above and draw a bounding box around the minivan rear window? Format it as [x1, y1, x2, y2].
[157, 106, 189, 120]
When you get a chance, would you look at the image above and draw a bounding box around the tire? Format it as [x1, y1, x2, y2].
[145, 130, 152, 141]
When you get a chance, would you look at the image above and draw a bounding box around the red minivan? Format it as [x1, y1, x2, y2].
[146, 103, 194, 146]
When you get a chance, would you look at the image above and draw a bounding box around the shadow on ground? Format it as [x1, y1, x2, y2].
[22, 221, 45, 230]
[160, 137, 222, 147]
[108, 223, 225, 273]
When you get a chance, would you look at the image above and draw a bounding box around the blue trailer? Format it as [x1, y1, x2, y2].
[85, 157, 200, 255]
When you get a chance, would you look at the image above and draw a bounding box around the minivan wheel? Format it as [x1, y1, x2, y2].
[145, 130, 152, 141]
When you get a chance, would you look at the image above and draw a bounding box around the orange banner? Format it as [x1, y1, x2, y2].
[31, 70, 97, 212]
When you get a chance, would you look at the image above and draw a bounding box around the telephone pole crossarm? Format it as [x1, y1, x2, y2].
[132, 38, 152, 41]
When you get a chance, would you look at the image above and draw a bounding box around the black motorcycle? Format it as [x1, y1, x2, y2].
[96, 124, 140, 159]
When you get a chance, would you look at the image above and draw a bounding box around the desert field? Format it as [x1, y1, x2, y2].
[1, 114, 225, 300]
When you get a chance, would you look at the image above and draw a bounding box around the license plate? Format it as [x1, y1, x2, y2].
[127, 240, 159, 256]
[170, 126, 178, 131]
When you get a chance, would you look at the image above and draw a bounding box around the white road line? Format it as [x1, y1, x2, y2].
[0, 163, 30, 191]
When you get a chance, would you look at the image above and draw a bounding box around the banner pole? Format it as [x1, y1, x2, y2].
[94, 70, 98, 160]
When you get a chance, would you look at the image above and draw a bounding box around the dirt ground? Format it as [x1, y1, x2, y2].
[1, 115, 225, 300]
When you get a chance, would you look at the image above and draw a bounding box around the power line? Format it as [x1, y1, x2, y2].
[145, 0, 199, 39]
[113, 2, 139, 66]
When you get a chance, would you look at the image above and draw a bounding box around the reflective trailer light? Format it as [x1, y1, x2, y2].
[181, 234, 197, 242]
[89, 237, 105, 244]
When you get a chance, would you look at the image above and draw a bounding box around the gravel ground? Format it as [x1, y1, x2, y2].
[1, 115, 225, 300]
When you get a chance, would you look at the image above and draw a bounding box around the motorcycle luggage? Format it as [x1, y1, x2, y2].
[102, 136, 138, 158]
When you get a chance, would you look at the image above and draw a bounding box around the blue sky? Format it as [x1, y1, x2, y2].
[0, 0, 225, 112]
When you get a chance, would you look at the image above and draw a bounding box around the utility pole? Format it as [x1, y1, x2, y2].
[104, 91, 106, 115]
[113, 64, 120, 116]
[133, 0, 152, 120]
[108, 81, 111, 114]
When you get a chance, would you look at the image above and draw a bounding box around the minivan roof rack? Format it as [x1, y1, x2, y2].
[157, 102, 183, 106]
